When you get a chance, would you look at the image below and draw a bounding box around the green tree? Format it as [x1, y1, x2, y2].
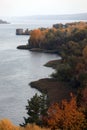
[51, 63, 73, 82]
[20, 93, 49, 127]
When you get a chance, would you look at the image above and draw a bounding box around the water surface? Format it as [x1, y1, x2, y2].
[0, 23, 58, 125]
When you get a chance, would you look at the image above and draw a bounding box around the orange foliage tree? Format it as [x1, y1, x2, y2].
[29, 29, 45, 48]
[46, 96, 87, 130]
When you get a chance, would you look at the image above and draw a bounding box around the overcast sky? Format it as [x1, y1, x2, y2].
[0, 0, 87, 17]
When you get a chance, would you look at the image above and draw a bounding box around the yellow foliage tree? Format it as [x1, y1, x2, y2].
[0, 119, 50, 130]
[21, 124, 50, 130]
[0, 119, 19, 130]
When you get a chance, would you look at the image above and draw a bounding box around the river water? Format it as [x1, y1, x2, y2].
[0, 18, 84, 125]
[0, 21, 60, 125]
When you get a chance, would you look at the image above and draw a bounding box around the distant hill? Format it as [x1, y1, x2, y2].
[6, 13, 87, 24]
[0, 19, 9, 24]
[29, 13, 87, 20]
[18, 13, 87, 20]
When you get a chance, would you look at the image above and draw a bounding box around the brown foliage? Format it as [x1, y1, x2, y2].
[83, 46, 87, 57]
[82, 87, 87, 107]
[83, 46, 87, 64]
[75, 63, 85, 74]
[47, 96, 87, 130]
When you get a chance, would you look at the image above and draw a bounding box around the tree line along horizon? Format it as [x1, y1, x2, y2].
[0, 21, 87, 130]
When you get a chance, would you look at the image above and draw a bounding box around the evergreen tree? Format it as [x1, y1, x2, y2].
[20, 93, 49, 127]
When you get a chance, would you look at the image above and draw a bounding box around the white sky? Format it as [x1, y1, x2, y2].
[0, 0, 87, 17]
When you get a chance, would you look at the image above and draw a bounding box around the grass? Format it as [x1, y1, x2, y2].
[44, 59, 61, 69]
[30, 78, 77, 103]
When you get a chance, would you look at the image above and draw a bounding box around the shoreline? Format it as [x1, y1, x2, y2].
[17, 45, 59, 54]
[30, 78, 77, 104]
[17, 21, 87, 103]
[17, 45, 77, 103]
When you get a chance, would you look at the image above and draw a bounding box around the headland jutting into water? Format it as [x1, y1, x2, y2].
[17, 21, 87, 105]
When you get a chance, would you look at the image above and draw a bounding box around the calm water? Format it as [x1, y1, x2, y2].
[0, 21, 59, 125]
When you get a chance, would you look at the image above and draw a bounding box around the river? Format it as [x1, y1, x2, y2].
[0, 21, 59, 125]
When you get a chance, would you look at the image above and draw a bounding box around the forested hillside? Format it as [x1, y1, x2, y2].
[1, 22, 87, 129]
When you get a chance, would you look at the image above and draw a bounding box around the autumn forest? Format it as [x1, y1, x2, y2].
[1, 22, 87, 130]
